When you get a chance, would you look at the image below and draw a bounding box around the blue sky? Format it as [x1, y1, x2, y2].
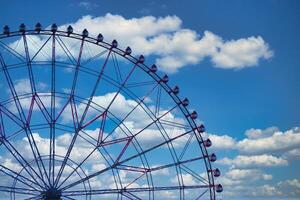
[0, 0, 299, 199]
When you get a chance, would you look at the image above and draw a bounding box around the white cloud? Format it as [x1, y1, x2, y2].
[78, 1, 98, 10]
[248, 180, 300, 198]
[278, 179, 300, 189]
[202, 132, 237, 150]
[212, 36, 273, 69]
[171, 173, 196, 185]
[251, 184, 283, 197]
[12, 78, 47, 94]
[58, 14, 273, 72]
[237, 127, 300, 154]
[9, 14, 272, 73]
[245, 126, 279, 139]
[218, 168, 300, 198]
[283, 148, 300, 160]
[218, 154, 288, 168]
[203, 127, 300, 156]
[225, 169, 272, 181]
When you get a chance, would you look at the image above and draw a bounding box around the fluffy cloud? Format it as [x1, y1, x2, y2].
[243, 180, 300, 198]
[218, 154, 288, 168]
[202, 132, 237, 150]
[245, 126, 279, 139]
[13, 78, 47, 94]
[211, 126, 299, 199]
[9, 14, 272, 73]
[283, 148, 300, 160]
[211, 36, 273, 69]
[277, 179, 300, 197]
[218, 168, 300, 198]
[225, 169, 272, 181]
[58, 14, 273, 72]
[237, 127, 300, 154]
[205, 127, 300, 157]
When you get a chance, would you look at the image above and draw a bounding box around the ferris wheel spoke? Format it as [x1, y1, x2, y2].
[22, 34, 37, 93]
[69, 36, 85, 97]
[55, 49, 136, 186]
[0, 185, 40, 195]
[22, 33, 51, 185]
[0, 92, 49, 188]
[56, 130, 130, 189]
[0, 104, 22, 126]
[81, 49, 108, 66]
[112, 52, 122, 83]
[61, 195, 77, 200]
[0, 164, 42, 191]
[60, 115, 191, 191]
[103, 61, 138, 112]
[1, 139, 48, 189]
[127, 191, 143, 200]
[155, 86, 161, 117]
[102, 82, 159, 143]
[150, 156, 206, 171]
[0, 40, 26, 62]
[77, 49, 112, 128]
[33, 94, 52, 122]
[160, 119, 191, 129]
[5, 128, 24, 141]
[30, 35, 52, 62]
[63, 185, 211, 196]
[53, 36, 85, 187]
[53, 96, 79, 187]
[195, 189, 209, 200]
[55, 134, 133, 189]
[124, 171, 147, 189]
[179, 133, 194, 161]
[56, 36, 77, 65]
[0, 54, 26, 126]
[49, 33, 56, 186]
[121, 191, 142, 200]
[56, 147, 97, 189]
[23, 193, 44, 200]
[180, 165, 209, 184]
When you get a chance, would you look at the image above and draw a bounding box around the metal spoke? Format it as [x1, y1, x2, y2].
[60, 105, 183, 191]
[53, 36, 86, 187]
[0, 185, 40, 195]
[30, 35, 52, 62]
[54, 47, 113, 187]
[1, 139, 47, 189]
[49, 33, 56, 186]
[0, 52, 50, 189]
[56, 35, 77, 65]
[0, 164, 42, 190]
[23, 194, 44, 200]
[63, 185, 211, 196]
[0, 40, 26, 62]
[22, 33, 50, 185]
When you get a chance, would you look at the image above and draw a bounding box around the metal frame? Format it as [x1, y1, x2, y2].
[0, 25, 222, 200]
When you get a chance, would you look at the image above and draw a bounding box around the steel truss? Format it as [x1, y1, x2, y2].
[0, 24, 222, 200]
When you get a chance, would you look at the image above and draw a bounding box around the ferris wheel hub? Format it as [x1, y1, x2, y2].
[41, 188, 62, 200]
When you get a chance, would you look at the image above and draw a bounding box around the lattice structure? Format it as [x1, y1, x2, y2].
[0, 23, 222, 200]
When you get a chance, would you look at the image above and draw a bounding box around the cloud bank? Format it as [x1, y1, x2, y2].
[56, 13, 273, 73]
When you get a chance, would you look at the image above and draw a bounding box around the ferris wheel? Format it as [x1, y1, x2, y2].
[0, 23, 222, 200]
